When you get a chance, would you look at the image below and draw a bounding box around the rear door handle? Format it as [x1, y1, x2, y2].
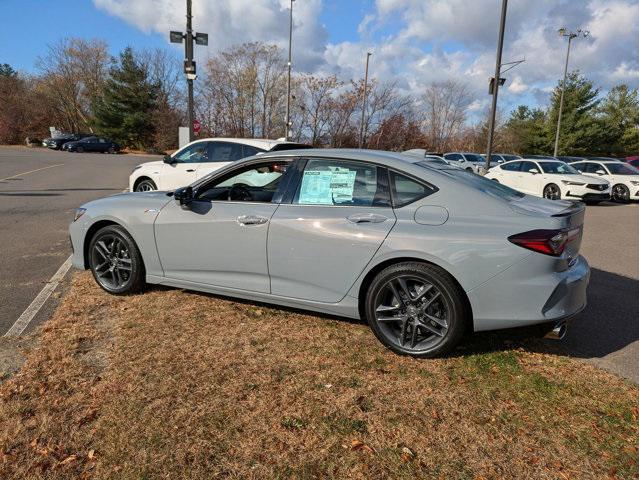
[237, 215, 269, 226]
[346, 213, 389, 224]
[186, 169, 196, 172]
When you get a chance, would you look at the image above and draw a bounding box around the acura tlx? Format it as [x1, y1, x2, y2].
[70, 149, 589, 358]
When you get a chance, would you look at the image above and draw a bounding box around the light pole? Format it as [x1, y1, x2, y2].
[170, 0, 208, 143]
[284, 0, 295, 141]
[484, 0, 508, 173]
[553, 28, 589, 157]
[358, 52, 372, 149]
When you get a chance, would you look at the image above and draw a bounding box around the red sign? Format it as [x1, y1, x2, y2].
[193, 119, 201, 135]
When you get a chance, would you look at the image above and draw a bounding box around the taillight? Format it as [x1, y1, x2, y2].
[508, 227, 581, 256]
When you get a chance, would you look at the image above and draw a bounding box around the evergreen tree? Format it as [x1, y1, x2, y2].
[504, 105, 550, 154]
[597, 85, 639, 155]
[547, 71, 601, 156]
[0, 63, 17, 78]
[93, 48, 158, 149]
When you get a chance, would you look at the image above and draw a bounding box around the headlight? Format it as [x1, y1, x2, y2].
[73, 208, 87, 222]
[561, 180, 586, 186]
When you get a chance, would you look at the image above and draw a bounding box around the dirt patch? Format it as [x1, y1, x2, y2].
[0, 337, 35, 383]
[0, 272, 638, 479]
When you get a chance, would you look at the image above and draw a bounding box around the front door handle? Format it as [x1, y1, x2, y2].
[237, 215, 269, 226]
[346, 213, 389, 224]
[186, 168, 196, 172]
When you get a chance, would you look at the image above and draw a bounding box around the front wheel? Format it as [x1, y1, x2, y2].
[543, 183, 561, 200]
[365, 262, 468, 358]
[612, 184, 630, 203]
[108, 146, 116, 154]
[76, 146, 84, 153]
[135, 179, 157, 192]
[88, 225, 145, 294]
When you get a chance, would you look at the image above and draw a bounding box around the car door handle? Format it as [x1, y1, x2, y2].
[237, 215, 269, 226]
[346, 213, 389, 224]
[186, 168, 196, 172]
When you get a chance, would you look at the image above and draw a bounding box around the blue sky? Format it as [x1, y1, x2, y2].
[2, 0, 639, 116]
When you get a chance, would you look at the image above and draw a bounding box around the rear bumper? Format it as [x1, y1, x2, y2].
[469, 254, 590, 332]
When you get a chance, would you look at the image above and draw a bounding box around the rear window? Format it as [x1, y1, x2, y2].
[432, 167, 525, 201]
[269, 143, 312, 152]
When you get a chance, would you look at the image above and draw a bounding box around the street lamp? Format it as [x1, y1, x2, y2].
[358, 52, 372, 149]
[284, 0, 295, 141]
[553, 28, 589, 157]
[170, 0, 208, 143]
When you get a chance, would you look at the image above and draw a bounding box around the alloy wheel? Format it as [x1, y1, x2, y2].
[543, 184, 560, 200]
[91, 234, 133, 290]
[135, 181, 156, 192]
[612, 184, 629, 203]
[373, 275, 449, 353]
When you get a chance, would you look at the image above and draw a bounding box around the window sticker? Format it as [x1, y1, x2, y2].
[298, 168, 357, 205]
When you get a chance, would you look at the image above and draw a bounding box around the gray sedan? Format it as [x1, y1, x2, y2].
[69, 149, 590, 358]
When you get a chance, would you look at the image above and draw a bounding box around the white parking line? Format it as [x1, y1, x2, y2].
[0, 163, 65, 182]
[4, 255, 73, 337]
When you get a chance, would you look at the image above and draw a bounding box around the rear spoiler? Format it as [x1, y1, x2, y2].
[551, 201, 585, 217]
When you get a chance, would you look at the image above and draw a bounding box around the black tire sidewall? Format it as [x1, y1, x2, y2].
[136, 179, 157, 192]
[544, 183, 560, 200]
[364, 262, 468, 358]
[613, 184, 630, 203]
[88, 225, 144, 294]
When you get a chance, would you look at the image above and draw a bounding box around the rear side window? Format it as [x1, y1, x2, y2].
[444, 153, 462, 161]
[242, 145, 265, 157]
[208, 142, 244, 162]
[520, 161, 537, 173]
[293, 159, 390, 207]
[501, 161, 521, 171]
[390, 171, 434, 208]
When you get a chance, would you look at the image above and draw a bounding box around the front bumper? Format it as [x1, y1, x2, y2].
[468, 254, 590, 332]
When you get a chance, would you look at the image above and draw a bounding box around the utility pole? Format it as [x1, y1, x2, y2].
[484, 0, 508, 173]
[170, 0, 208, 143]
[554, 28, 589, 157]
[358, 52, 372, 149]
[285, 0, 295, 141]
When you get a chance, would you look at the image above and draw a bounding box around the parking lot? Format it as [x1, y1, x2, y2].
[0, 146, 637, 382]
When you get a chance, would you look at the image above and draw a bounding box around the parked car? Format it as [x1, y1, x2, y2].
[571, 159, 639, 203]
[402, 150, 460, 168]
[62, 136, 120, 153]
[71, 149, 590, 358]
[42, 133, 91, 150]
[523, 154, 559, 160]
[442, 152, 485, 173]
[129, 138, 311, 192]
[586, 156, 623, 162]
[481, 153, 522, 167]
[626, 156, 639, 169]
[556, 156, 586, 163]
[485, 159, 610, 203]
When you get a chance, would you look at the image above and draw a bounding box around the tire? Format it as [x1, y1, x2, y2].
[492, 178, 500, 182]
[364, 262, 469, 358]
[76, 146, 84, 153]
[88, 225, 145, 295]
[465, 167, 473, 172]
[135, 178, 157, 192]
[543, 183, 561, 200]
[612, 183, 630, 203]
[108, 146, 116, 154]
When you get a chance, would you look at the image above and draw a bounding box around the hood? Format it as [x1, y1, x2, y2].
[574, 174, 607, 185]
[81, 190, 172, 211]
[137, 160, 164, 169]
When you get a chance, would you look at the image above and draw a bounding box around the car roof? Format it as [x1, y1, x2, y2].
[185, 137, 303, 150]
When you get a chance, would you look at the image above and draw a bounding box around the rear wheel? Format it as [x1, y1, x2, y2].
[88, 225, 145, 294]
[365, 262, 468, 358]
[612, 183, 630, 203]
[135, 178, 157, 192]
[76, 146, 84, 153]
[543, 183, 561, 200]
[108, 146, 116, 154]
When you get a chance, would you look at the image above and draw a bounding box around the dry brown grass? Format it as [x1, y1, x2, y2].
[1, 272, 638, 479]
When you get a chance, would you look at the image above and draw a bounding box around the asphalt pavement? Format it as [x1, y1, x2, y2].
[0, 146, 637, 382]
[0, 146, 157, 334]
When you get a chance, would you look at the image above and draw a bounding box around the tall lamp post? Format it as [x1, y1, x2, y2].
[484, 0, 508, 173]
[170, 0, 208, 143]
[553, 28, 589, 157]
[358, 52, 372, 149]
[284, 0, 295, 141]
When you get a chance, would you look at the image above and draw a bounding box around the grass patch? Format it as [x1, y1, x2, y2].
[0, 272, 638, 479]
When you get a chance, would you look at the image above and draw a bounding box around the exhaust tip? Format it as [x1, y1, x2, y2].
[544, 321, 567, 340]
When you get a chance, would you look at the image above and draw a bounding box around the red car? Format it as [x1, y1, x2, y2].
[626, 156, 639, 169]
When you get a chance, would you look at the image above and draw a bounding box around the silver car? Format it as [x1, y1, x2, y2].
[69, 149, 590, 358]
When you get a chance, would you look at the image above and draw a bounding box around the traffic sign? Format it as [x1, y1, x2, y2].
[193, 119, 201, 135]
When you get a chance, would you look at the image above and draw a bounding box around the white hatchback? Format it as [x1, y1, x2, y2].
[129, 138, 309, 192]
[485, 159, 611, 203]
[571, 160, 639, 203]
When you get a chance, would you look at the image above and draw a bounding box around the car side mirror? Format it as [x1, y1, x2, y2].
[529, 168, 539, 174]
[163, 154, 175, 164]
[174, 186, 193, 206]
[596, 170, 606, 175]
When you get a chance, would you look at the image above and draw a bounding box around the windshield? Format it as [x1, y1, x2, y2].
[417, 163, 524, 200]
[605, 163, 639, 175]
[539, 162, 579, 174]
[500, 154, 520, 161]
[464, 154, 484, 163]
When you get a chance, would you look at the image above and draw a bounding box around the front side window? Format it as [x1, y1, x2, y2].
[605, 163, 638, 175]
[174, 143, 209, 163]
[584, 162, 603, 174]
[539, 162, 579, 175]
[196, 161, 288, 203]
[572, 162, 587, 172]
[390, 171, 434, 207]
[444, 153, 462, 161]
[519, 161, 538, 173]
[208, 142, 244, 162]
[294, 159, 390, 207]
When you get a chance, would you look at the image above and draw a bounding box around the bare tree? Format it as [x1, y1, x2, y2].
[298, 74, 341, 145]
[422, 80, 471, 152]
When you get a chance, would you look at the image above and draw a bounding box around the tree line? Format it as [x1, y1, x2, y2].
[1, 38, 638, 156]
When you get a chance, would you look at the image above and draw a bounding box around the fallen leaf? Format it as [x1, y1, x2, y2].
[350, 439, 375, 454]
[59, 455, 77, 466]
[88, 449, 95, 460]
[401, 446, 415, 462]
